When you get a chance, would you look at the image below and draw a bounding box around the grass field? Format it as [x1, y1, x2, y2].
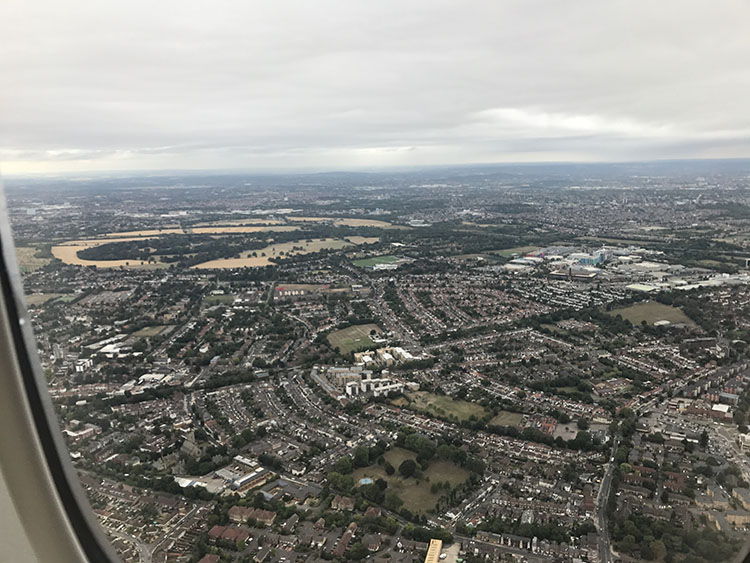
[607, 301, 695, 326]
[204, 294, 237, 305]
[352, 448, 469, 514]
[489, 410, 524, 427]
[133, 325, 169, 337]
[397, 391, 487, 422]
[353, 255, 402, 268]
[15, 246, 51, 273]
[25, 293, 64, 306]
[327, 323, 382, 354]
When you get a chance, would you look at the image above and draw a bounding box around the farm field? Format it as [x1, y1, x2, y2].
[607, 301, 695, 326]
[15, 246, 51, 273]
[192, 238, 354, 269]
[353, 255, 403, 268]
[352, 448, 469, 514]
[397, 391, 487, 422]
[489, 410, 524, 427]
[327, 323, 382, 354]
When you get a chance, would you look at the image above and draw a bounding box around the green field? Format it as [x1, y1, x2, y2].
[352, 448, 469, 514]
[489, 410, 524, 427]
[327, 323, 382, 354]
[25, 293, 64, 306]
[204, 294, 236, 305]
[607, 301, 695, 326]
[353, 255, 402, 268]
[15, 246, 51, 273]
[395, 391, 487, 422]
[133, 325, 169, 337]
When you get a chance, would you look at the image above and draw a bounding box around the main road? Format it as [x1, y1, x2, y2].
[596, 436, 620, 563]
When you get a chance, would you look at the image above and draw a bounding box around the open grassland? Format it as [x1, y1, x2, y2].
[192, 238, 354, 269]
[25, 293, 64, 306]
[489, 410, 524, 427]
[398, 391, 488, 422]
[327, 323, 382, 354]
[15, 246, 51, 273]
[352, 448, 469, 514]
[353, 254, 402, 267]
[607, 301, 695, 326]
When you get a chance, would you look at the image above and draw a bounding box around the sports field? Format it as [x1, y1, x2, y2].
[607, 301, 694, 326]
[327, 323, 382, 354]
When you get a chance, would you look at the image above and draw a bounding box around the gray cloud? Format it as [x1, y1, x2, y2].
[2, 0, 750, 173]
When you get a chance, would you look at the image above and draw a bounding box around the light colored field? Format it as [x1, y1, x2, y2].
[607, 301, 695, 326]
[327, 323, 382, 354]
[492, 246, 541, 257]
[133, 325, 169, 337]
[25, 293, 64, 306]
[353, 254, 402, 267]
[400, 391, 487, 422]
[345, 236, 380, 245]
[194, 218, 284, 227]
[286, 216, 403, 229]
[15, 246, 51, 273]
[352, 448, 469, 514]
[51, 237, 169, 268]
[191, 238, 354, 269]
[104, 225, 297, 237]
[489, 411, 524, 427]
[461, 221, 493, 228]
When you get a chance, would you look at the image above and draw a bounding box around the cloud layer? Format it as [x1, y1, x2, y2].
[2, 1, 750, 173]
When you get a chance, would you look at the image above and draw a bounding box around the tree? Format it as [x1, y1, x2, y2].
[650, 540, 667, 561]
[384, 462, 395, 476]
[700, 429, 709, 449]
[398, 459, 417, 478]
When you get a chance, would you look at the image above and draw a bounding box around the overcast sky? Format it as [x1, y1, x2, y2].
[2, 1, 750, 174]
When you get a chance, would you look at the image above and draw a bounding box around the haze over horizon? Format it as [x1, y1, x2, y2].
[3, 0, 750, 175]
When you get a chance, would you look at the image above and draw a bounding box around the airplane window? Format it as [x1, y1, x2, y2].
[3, 3, 750, 563]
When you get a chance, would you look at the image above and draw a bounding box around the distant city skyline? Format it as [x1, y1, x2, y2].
[3, 1, 750, 174]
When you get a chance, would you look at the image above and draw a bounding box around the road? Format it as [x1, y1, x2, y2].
[107, 528, 152, 563]
[596, 436, 620, 563]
